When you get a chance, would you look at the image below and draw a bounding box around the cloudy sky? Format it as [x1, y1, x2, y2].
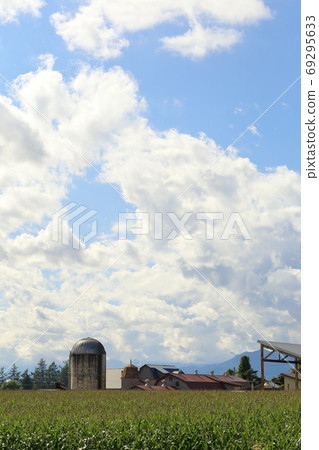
[0, 0, 300, 371]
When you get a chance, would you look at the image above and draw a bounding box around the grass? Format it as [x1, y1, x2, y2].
[0, 390, 300, 449]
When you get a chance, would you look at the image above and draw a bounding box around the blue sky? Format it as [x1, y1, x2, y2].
[1, 0, 300, 173]
[0, 0, 300, 370]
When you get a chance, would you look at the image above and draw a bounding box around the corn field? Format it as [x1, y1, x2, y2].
[0, 390, 300, 449]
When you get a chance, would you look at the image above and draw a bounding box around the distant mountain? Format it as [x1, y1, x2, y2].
[179, 349, 292, 380]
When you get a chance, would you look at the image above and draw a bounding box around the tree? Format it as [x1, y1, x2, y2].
[0, 380, 22, 390]
[46, 362, 60, 389]
[59, 360, 69, 387]
[237, 355, 252, 376]
[224, 368, 236, 375]
[32, 358, 48, 389]
[237, 356, 260, 386]
[0, 367, 6, 386]
[8, 363, 21, 383]
[21, 369, 33, 390]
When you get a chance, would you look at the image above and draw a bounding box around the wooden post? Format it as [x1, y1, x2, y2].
[260, 344, 264, 391]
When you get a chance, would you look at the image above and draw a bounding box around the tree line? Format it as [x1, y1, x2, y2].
[0, 359, 69, 390]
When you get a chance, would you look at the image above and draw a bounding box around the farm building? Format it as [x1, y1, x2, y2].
[104, 364, 251, 391]
[138, 364, 180, 384]
[105, 368, 122, 389]
[258, 340, 301, 391]
[210, 374, 251, 390]
[281, 372, 301, 391]
[154, 372, 251, 391]
[67, 337, 255, 391]
[155, 373, 223, 390]
[105, 363, 180, 389]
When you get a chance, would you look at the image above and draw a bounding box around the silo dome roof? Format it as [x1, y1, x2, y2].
[121, 363, 139, 379]
[70, 337, 106, 355]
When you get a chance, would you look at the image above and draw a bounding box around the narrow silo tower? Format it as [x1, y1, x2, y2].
[121, 361, 141, 389]
[69, 337, 106, 390]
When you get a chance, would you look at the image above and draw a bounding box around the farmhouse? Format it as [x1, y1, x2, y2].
[210, 374, 251, 390]
[154, 372, 251, 391]
[155, 373, 224, 390]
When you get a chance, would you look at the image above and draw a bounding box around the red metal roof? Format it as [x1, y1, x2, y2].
[210, 374, 251, 389]
[155, 373, 251, 390]
[155, 373, 225, 390]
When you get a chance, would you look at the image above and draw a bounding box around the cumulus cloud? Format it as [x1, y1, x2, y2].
[161, 25, 242, 59]
[51, 0, 271, 60]
[0, 60, 300, 368]
[51, 10, 129, 60]
[0, 56, 145, 233]
[0, 0, 44, 24]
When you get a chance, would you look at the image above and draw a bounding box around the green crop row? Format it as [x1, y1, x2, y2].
[0, 391, 300, 449]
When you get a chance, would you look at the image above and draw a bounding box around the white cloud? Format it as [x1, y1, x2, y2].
[51, 10, 129, 60]
[248, 124, 261, 136]
[196, 0, 272, 25]
[161, 25, 242, 59]
[51, 0, 271, 60]
[0, 0, 44, 24]
[0, 56, 145, 233]
[0, 61, 300, 369]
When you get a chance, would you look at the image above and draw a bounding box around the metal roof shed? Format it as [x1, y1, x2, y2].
[257, 340, 301, 391]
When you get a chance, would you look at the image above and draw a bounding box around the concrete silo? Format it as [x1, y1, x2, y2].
[69, 337, 106, 390]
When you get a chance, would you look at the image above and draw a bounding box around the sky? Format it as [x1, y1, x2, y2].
[0, 0, 300, 371]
